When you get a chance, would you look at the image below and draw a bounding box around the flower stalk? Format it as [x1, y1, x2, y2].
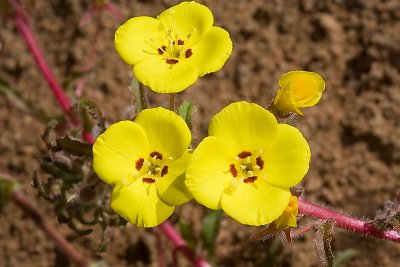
[11, 9, 71, 115]
[12, 190, 89, 267]
[298, 198, 400, 243]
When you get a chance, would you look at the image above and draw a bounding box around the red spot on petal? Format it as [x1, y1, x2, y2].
[150, 151, 163, 160]
[256, 156, 264, 170]
[142, 178, 156, 183]
[238, 151, 252, 158]
[244, 176, 257, 183]
[166, 59, 179, 65]
[178, 39, 184, 45]
[161, 166, 168, 177]
[185, 49, 192, 58]
[135, 158, 144, 170]
[229, 164, 238, 177]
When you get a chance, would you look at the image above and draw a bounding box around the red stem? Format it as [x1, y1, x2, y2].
[12, 14, 71, 115]
[12, 191, 89, 267]
[298, 198, 400, 242]
[158, 222, 211, 267]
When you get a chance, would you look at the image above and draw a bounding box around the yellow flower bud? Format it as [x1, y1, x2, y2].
[273, 71, 325, 115]
[272, 195, 299, 229]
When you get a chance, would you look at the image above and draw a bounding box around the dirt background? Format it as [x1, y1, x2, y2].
[1, 0, 400, 266]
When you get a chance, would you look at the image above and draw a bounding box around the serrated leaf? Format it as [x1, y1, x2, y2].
[78, 98, 106, 133]
[129, 77, 148, 113]
[333, 249, 358, 267]
[56, 136, 93, 157]
[177, 100, 195, 130]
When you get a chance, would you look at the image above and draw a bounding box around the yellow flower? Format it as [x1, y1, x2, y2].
[93, 107, 192, 227]
[273, 71, 325, 115]
[114, 1, 233, 93]
[186, 102, 310, 226]
[272, 195, 298, 229]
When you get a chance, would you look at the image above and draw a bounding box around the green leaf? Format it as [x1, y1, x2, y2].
[333, 249, 358, 267]
[177, 100, 195, 131]
[200, 209, 223, 250]
[55, 136, 93, 157]
[178, 219, 197, 249]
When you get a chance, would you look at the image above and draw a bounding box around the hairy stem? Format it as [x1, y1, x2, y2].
[298, 198, 400, 243]
[12, 191, 89, 267]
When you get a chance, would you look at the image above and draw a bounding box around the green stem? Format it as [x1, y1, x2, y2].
[169, 93, 175, 111]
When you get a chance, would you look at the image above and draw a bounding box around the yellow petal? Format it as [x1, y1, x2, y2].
[93, 121, 149, 185]
[189, 27, 233, 76]
[115, 16, 165, 65]
[264, 124, 310, 188]
[221, 179, 291, 226]
[133, 57, 198, 93]
[157, 150, 193, 206]
[186, 136, 236, 210]
[209, 101, 278, 152]
[111, 181, 174, 227]
[134, 107, 191, 159]
[157, 1, 214, 47]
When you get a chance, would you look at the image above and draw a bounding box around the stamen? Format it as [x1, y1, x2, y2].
[135, 158, 144, 171]
[178, 39, 184, 45]
[256, 156, 264, 170]
[229, 164, 237, 177]
[185, 49, 192, 58]
[143, 178, 156, 183]
[166, 59, 179, 65]
[150, 151, 163, 160]
[238, 151, 252, 158]
[244, 176, 257, 183]
[161, 166, 168, 177]
[154, 167, 162, 172]
[157, 45, 166, 55]
[247, 170, 254, 177]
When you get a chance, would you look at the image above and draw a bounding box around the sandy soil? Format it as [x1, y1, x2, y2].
[1, 0, 400, 266]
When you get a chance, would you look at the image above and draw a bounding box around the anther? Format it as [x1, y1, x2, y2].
[229, 164, 237, 177]
[238, 151, 252, 158]
[185, 49, 192, 58]
[150, 151, 163, 160]
[166, 59, 179, 65]
[244, 176, 257, 183]
[143, 178, 156, 183]
[135, 158, 144, 171]
[161, 166, 168, 177]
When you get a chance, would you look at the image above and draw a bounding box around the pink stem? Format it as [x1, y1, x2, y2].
[158, 222, 211, 267]
[12, 191, 89, 267]
[298, 198, 400, 243]
[12, 14, 71, 115]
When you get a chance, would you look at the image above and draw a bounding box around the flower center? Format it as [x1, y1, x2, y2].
[227, 149, 265, 190]
[156, 23, 196, 65]
[135, 151, 171, 184]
